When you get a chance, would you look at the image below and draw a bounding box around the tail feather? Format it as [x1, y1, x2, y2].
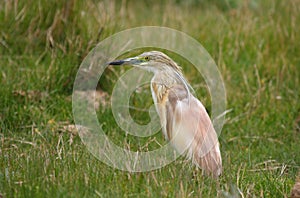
[193, 143, 222, 177]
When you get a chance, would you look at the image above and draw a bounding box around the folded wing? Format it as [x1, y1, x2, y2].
[165, 85, 222, 177]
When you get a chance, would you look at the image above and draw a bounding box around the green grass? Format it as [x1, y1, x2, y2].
[1, 0, 300, 197]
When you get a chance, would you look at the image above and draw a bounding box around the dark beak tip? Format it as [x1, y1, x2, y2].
[108, 60, 125, 65]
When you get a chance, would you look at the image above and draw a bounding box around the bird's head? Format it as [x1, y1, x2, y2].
[109, 51, 181, 73]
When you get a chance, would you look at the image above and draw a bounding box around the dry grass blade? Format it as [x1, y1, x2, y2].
[72, 90, 109, 111]
[291, 172, 300, 198]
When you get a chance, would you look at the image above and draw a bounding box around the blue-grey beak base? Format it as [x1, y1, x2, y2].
[108, 57, 142, 66]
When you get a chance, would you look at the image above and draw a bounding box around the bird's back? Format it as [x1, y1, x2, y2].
[151, 81, 222, 177]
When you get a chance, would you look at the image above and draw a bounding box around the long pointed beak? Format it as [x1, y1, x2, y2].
[108, 57, 141, 66]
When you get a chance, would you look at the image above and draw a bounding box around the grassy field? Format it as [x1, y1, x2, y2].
[1, 0, 300, 197]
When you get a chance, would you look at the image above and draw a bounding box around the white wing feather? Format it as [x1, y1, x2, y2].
[160, 85, 222, 177]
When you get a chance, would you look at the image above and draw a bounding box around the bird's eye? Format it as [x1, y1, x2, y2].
[144, 56, 150, 61]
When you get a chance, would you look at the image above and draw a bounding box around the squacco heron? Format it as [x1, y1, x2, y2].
[109, 51, 222, 177]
